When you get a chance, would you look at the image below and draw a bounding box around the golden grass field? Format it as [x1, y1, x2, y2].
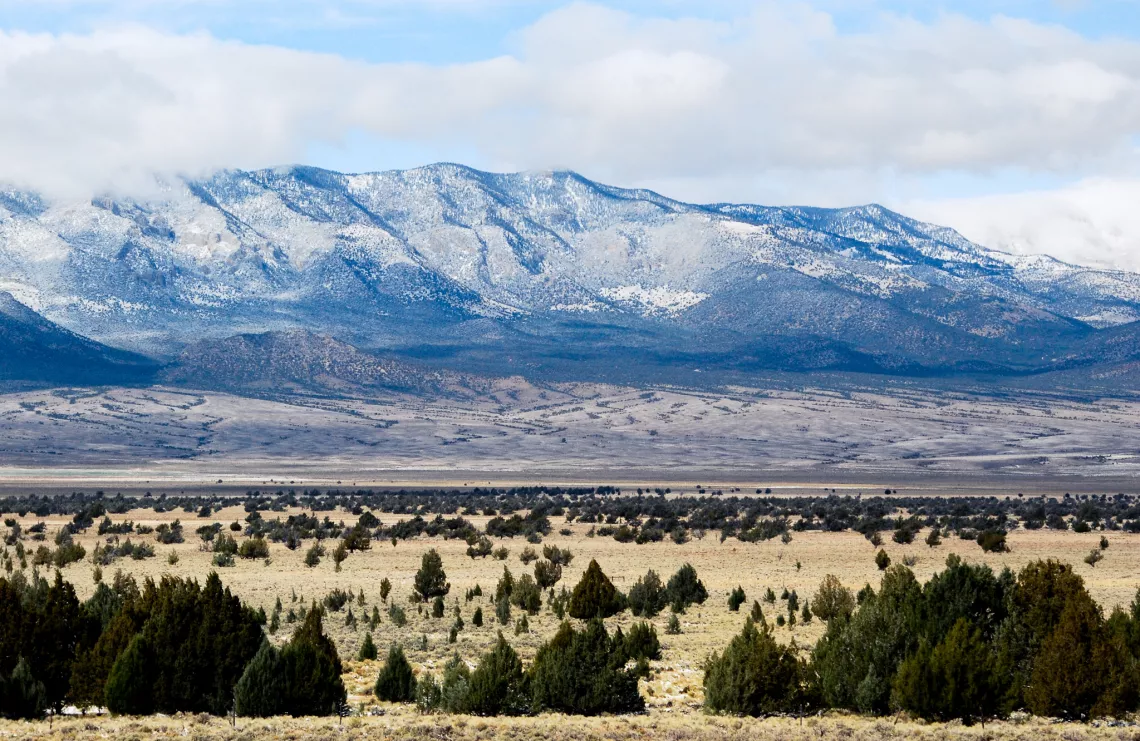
[4, 502, 1140, 739]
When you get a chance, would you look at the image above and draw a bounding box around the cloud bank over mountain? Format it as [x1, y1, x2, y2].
[2, 2, 1140, 268]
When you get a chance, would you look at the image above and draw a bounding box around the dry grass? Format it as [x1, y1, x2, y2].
[7, 503, 1140, 736]
[4, 710, 1139, 741]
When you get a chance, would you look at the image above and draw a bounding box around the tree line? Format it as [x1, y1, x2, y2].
[7, 488, 1139, 549]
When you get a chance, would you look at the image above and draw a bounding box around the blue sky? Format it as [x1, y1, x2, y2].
[1, 1, 1140, 268]
[5, 1, 1140, 64]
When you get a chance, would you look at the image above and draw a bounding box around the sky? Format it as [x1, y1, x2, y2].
[2, 0, 1140, 270]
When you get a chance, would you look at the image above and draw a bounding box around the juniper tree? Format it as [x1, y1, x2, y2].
[465, 633, 528, 715]
[569, 560, 625, 619]
[627, 569, 665, 617]
[728, 586, 746, 612]
[530, 619, 644, 715]
[234, 641, 286, 717]
[3, 658, 46, 720]
[357, 632, 378, 661]
[665, 564, 708, 613]
[414, 549, 450, 602]
[703, 618, 805, 716]
[279, 608, 347, 716]
[374, 644, 416, 702]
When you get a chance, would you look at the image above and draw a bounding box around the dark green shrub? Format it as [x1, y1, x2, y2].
[234, 641, 286, 717]
[530, 619, 644, 715]
[374, 644, 416, 703]
[703, 619, 806, 715]
[279, 608, 347, 716]
[875, 549, 891, 570]
[627, 569, 665, 617]
[811, 575, 854, 622]
[534, 559, 562, 589]
[357, 633, 378, 661]
[665, 564, 707, 613]
[625, 621, 661, 661]
[510, 574, 542, 615]
[976, 530, 1008, 554]
[414, 549, 450, 602]
[495, 567, 514, 604]
[104, 635, 156, 715]
[238, 537, 269, 559]
[496, 595, 511, 626]
[891, 618, 1001, 724]
[465, 633, 528, 716]
[728, 586, 746, 612]
[568, 560, 625, 619]
[2, 658, 46, 720]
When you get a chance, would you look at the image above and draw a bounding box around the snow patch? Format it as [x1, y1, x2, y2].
[600, 285, 708, 316]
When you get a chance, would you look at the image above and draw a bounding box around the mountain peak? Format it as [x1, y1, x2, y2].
[1, 163, 1139, 383]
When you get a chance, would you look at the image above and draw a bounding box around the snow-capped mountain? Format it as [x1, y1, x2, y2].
[1, 163, 1138, 379]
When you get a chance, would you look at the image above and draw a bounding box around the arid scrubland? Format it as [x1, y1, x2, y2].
[5, 709, 1140, 741]
[5, 499, 1140, 737]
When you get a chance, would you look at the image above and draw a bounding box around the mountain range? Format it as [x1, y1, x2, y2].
[1, 163, 1139, 391]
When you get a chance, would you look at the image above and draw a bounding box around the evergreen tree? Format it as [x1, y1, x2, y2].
[728, 586, 746, 612]
[510, 574, 542, 615]
[875, 550, 891, 571]
[473, 607, 484, 627]
[496, 595, 511, 626]
[568, 560, 625, 619]
[625, 621, 661, 661]
[812, 566, 922, 715]
[104, 634, 156, 715]
[530, 619, 644, 715]
[2, 658, 46, 720]
[534, 559, 562, 590]
[69, 605, 145, 710]
[664, 564, 708, 613]
[280, 608, 347, 716]
[811, 575, 855, 622]
[627, 570, 666, 617]
[464, 633, 528, 716]
[358, 632, 378, 661]
[233, 641, 286, 717]
[703, 619, 805, 716]
[414, 549, 450, 602]
[495, 566, 514, 604]
[374, 644, 416, 702]
[1025, 593, 1117, 719]
[892, 618, 1000, 724]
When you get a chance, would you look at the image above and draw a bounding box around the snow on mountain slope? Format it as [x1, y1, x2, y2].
[0, 163, 1137, 376]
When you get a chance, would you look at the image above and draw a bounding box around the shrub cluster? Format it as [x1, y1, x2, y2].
[705, 555, 1140, 723]
[0, 570, 344, 720]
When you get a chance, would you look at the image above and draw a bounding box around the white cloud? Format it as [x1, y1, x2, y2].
[3, 2, 1140, 270]
[906, 178, 1140, 273]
